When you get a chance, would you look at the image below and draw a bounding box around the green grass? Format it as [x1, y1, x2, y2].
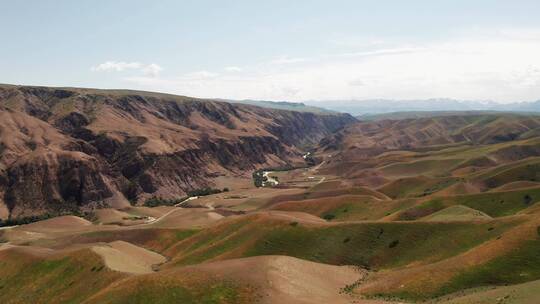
[421, 205, 492, 222]
[380, 158, 463, 177]
[44, 228, 200, 254]
[172, 219, 254, 265]
[380, 238, 540, 301]
[0, 250, 124, 304]
[468, 157, 540, 181]
[273, 195, 412, 221]
[172, 216, 518, 270]
[482, 161, 540, 188]
[245, 221, 516, 269]
[319, 199, 397, 221]
[378, 176, 458, 199]
[440, 238, 540, 292]
[397, 187, 540, 220]
[96, 280, 248, 304]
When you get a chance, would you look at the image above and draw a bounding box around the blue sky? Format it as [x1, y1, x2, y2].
[2, 0, 540, 102]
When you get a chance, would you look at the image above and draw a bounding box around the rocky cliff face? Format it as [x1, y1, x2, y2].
[0, 85, 355, 219]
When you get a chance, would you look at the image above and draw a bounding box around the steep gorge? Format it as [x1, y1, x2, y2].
[0, 85, 355, 219]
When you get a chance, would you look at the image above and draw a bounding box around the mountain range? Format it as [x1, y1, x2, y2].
[304, 98, 540, 115]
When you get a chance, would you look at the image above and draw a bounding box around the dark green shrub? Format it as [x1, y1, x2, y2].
[323, 214, 335, 221]
[389, 240, 400, 248]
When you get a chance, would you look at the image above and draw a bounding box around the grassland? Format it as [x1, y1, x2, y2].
[0, 249, 125, 304]
[165, 215, 518, 270]
[3, 111, 540, 303]
[395, 187, 540, 220]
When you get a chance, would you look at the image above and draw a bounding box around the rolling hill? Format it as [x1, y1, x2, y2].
[2, 91, 540, 304]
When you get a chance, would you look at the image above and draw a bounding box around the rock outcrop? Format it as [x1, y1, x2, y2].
[0, 84, 355, 218]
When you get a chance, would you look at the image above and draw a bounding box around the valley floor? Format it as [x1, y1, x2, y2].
[2, 138, 540, 303]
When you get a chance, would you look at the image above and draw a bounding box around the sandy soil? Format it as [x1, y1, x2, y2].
[21, 216, 92, 232]
[94, 209, 137, 225]
[437, 279, 540, 304]
[0, 243, 55, 257]
[189, 255, 379, 304]
[91, 240, 166, 274]
[94, 207, 172, 226]
[0, 200, 9, 220]
[145, 207, 225, 229]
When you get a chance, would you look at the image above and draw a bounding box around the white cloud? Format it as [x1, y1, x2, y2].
[91, 61, 142, 72]
[224, 66, 242, 72]
[348, 79, 365, 87]
[184, 70, 219, 79]
[123, 28, 540, 102]
[92, 61, 162, 77]
[269, 56, 310, 65]
[142, 63, 163, 77]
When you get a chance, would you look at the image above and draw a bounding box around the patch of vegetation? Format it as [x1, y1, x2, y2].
[25, 140, 37, 151]
[252, 166, 303, 187]
[72, 228, 199, 253]
[398, 187, 540, 220]
[481, 161, 540, 189]
[369, 236, 540, 301]
[82, 211, 98, 222]
[143, 197, 186, 207]
[175, 219, 254, 266]
[379, 177, 458, 199]
[187, 187, 226, 197]
[0, 250, 123, 303]
[96, 280, 251, 304]
[303, 152, 316, 166]
[143, 187, 228, 207]
[0, 213, 55, 227]
[443, 239, 540, 292]
[397, 199, 446, 221]
[174, 217, 517, 270]
[252, 170, 266, 187]
[322, 213, 336, 221]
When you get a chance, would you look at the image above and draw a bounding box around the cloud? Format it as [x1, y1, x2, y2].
[269, 56, 310, 65]
[92, 61, 163, 77]
[184, 70, 219, 79]
[123, 28, 540, 102]
[142, 63, 163, 77]
[224, 66, 242, 72]
[348, 79, 365, 87]
[91, 61, 142, 72]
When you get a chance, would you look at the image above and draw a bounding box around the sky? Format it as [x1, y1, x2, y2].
[1, 0, 540, 103]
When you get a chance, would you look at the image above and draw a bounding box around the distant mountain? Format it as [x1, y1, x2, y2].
[227, 99, 336, 114]
[304, 98, 540, 115]
[357, 110, 512, 121]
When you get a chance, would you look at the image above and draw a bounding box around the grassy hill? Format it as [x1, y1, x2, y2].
[2, 110, 540, 303]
